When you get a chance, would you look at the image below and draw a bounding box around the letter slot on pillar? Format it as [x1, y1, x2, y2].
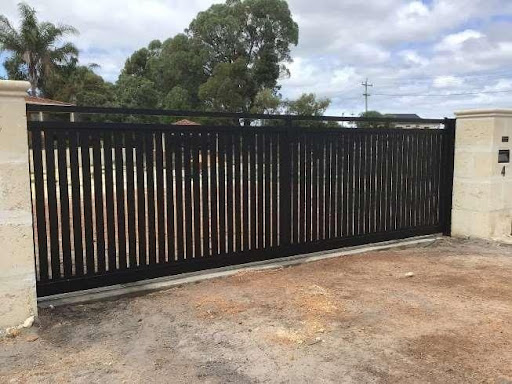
[499, 150, 510, 163]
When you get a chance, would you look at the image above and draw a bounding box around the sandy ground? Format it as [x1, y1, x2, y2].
[1, 237, 512, 384]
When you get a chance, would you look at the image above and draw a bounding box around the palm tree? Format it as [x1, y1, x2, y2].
[0, 2, 78, 96]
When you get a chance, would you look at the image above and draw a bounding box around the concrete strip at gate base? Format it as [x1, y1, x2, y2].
[453, 109, 512, 242]
[0, 80, 38, 330]
[38, 234, 442, 308]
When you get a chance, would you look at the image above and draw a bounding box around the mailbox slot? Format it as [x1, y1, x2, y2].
[498, 150, 510, 164]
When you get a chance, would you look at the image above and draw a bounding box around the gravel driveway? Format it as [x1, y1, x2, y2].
[1, 238, 511, 383]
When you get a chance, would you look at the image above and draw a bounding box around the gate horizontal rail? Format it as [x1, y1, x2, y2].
[27, 106, 455, 296]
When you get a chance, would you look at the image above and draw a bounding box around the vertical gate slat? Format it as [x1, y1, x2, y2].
[31, 129, 49, 281]
[257, 133, 264, 249]
[174, 133, 185, 260]
[218, 133, 226, 255]
[305, 135, 312, 242]
[56, 131, 72, 277]
[155, 133, 166, 263]
[210, 132, 219, 256]
[432, 133, 440, 225]
[340, 133, 347, 237]
[423, 133, 430, 226]
[234, 134, 242, 252]
[201, 131, 210, 257]
[103, 132, 116, 271]
[363, 133, 370, 235]
[192, 133, 201, 258]
[375, 133, 383, 232]
[368, 133, 376, 233]
[264, 133, 271, 248]
[404, 133, 410, 229]
[389, 133, 398, 231]
[183, 133, 193, 259]
[416, 133, 423, 226]
[299, 134, 307, 243]
[413, 132, 420, 227]
[425, 133, 433, 226]
[44, 130, 60, 279]
[125, 133, 137, 268]
[250, 131, 257, 250]
[329, 137, 336, 239]
[381, 133, 389, 232]
[272, 133, 279, 246]
[424, 133, 430, 226]
[69, 131, 84, 276]
[336, 134, 343, 237]
[226, 133, 234, 253]
[324, 136, 331, 239]
[242, 132, 249, 250]
[396, 133, 405, 230]
[318, 136, 325, 240]
[145, 132, 157, 264]
[80, 132, 95, 274]
[164, 132, 176, 262]
[354, 133, 362, 235]
[92, 131, 106, 273]
[115, 133, 127, 269]
[291, 132, 298, 244]
[342, 133, 349, 237]
[362, 133, 369, 234]
[311, 134, 318, 241]
[135, 132, 147, 266]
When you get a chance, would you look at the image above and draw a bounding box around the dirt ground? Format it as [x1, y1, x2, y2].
[1, 238, 512, 384]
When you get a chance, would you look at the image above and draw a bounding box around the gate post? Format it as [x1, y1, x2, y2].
[452, 109, 512, 241]
[0, 80, 38, 331]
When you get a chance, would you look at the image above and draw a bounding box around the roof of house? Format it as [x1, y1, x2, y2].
[385, 113, 421, 119]
[173, 119, 200, 126]
[25, 96, 75, 106]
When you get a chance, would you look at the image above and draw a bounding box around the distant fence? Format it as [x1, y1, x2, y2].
[26, 105, 455, 296]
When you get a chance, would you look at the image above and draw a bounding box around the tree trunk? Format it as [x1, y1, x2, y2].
[30, 83, 37, 97]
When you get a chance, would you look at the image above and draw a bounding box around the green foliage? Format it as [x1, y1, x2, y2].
[43, 63, 114, 106]
[0, 2, 78, 96]
[163, 86, 193, 110]
[356, 110, 394, 129]
[285, 93, 330, 116]
[116, 0, 298, 115]
[284, 93, 338, 127]
[199, 58, 254, 112]
[115, 75, 159, 109]
[250, 88, 281, 114]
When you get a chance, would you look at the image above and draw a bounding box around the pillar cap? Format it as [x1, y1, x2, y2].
[455, 109, 512, 118]
[0, 80, 30, 96]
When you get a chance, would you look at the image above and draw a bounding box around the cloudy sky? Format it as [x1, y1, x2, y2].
[2, 0, 512, 117]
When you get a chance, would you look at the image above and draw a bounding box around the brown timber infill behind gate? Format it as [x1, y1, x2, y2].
[26, 105, 455, 296]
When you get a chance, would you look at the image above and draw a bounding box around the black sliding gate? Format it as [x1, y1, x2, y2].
[27, 105, 455, 296]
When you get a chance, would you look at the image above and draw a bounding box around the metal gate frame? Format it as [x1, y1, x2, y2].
[27, 105, 455, 296]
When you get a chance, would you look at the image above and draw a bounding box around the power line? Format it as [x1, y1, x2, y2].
[361, 78, 373, 112]
[372, 89, 512, 97]
[360, 68, 512, 84]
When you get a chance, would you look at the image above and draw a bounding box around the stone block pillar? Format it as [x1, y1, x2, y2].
[452, 109, 512, 241]
[0, 80, 38, 330]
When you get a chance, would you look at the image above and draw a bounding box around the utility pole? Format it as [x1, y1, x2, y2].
[361, 78, 373, 113]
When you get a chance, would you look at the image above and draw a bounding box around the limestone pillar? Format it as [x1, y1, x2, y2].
[0, 80, 38, 330]
[452, 109, 512, 241]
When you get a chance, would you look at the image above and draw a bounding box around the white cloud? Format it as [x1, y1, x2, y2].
[433, 76, 464, 88]
[399, 50, 429, 67]
[435, 29, 485, 51]
[2, 0, 512, 117]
